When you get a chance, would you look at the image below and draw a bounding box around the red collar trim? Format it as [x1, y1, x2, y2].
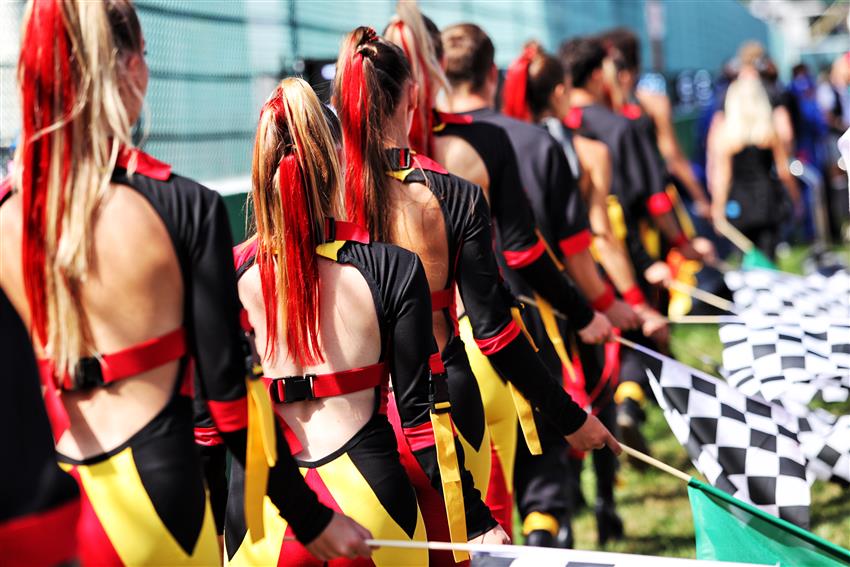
[0, 176, 13, 206]
[116, 147, 172, 181]
[436, 111, 474, 126]
[233, 238, 259, 270]
[412, 154, 448, 175]
[620, 103, 643, 121]
[326, 218, 370, 244]
[564, 107, 583, 130]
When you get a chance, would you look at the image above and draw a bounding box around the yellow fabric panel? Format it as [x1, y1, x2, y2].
[640, 219, 661, 260]
[668, 258, 700, 319]
[75, 447, 219, 566]
[456, 418, 492, 501]
[245, 378, 278, 543]
[318, 453, 429, 566]
[522, 511, 559, 537]
[315, 241, 346, 261]
[225, 496, 288, 567]
[430, 410, 469, 562]
[459, 316, 517, 492]
[614, 381, 646, 406]
[606, 195, 629, 242]
[507, 308, 542, 455]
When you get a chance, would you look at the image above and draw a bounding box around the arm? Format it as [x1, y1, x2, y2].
[772, 135, 800, 206]
[457, 187, 589, 436]
[187, 190, 334, 544]
[638, 90, 711, 217]
[708, 139, 733, 225]
[389, 253, 496, 538]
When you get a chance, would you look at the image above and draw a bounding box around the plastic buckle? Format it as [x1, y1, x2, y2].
[428, 372, 451, 413]
[72, 357, 105, 390]
[283, 374, 316, 403]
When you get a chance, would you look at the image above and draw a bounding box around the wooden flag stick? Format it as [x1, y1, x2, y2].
[666, 314, 740, 324]
[714, 217, 755, 253]
[618, 442, 692, 483]
[667, 280, 736, 313]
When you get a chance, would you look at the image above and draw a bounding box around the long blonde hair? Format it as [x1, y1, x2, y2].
[723, 77, 775, 148]
[384, 0, 449, 155]
[18, 0, 143, 379]
[250, 78, 345, 365]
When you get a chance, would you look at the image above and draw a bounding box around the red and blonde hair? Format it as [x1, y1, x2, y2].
[332, 26, 412, 242]
[383, 1, 448, 155]
[502, 42, 566, 122]
[250, 78, 345, 365]
[17, 0, 143, 376]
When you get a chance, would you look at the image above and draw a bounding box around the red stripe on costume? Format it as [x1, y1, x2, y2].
[620, 103, 643, 120]
[207, 397, 248, 432]
[646, 192, 673, 216]
[475, 321, 522, 356]
[558, 229, 592, 257]
[622, 285, 647, 307]
[402, 421, 437, 451]
[412, 154, 448, 175]
[65, 467, 125, 567]
[428, 353, 446, 375]
[116, 147, 172, 181]
[564, 107, 583, 129]
[233, 238, 259, 271]
[332, 219, 370, 243]
[590, 283, 616, 312]
[0, 499, 80, 567]
[0, 176, 13, 205]
[502, 239, 546, 269]
[485, 445, 513, 540]
[436, 111, 473, 125]
[194, 426, 223, 447]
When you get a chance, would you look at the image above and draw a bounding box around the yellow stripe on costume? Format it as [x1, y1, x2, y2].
[606, 195, 629, 242]
[532, 294, 579, 386]
[430, 407, 470, 562]
[226, 496, 288, 567]
[614, 381, 646, 406]
[317, 453, 428, 566]
[508, 307, 542, 456]
[316, 241, 346, 261]
[245, 378, 278, 543]
[73, 448, 219, 566]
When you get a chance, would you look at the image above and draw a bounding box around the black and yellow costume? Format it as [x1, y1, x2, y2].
[22, 149, 335, 566]
[384, 150, 591, 550]
[226, 219, 494, 566]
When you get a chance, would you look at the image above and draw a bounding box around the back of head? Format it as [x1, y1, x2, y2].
[442, 23, 494, 93]
[332, 26, 411, 242]
[559, 36, 606, 88]
[723, 77, 775, 148]
[600, 27, 640, 71]
[252, 77, 344, 365]
[384, 0, 449, 154]
[18, 0, 143, 376]
[502, 42, 565, 121]
[738, 41, 765, 70]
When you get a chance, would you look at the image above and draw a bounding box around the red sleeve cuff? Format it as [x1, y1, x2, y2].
[590, 283, 616, 312]
[194, 426, 224, 447]
[429, 352, 446, 375]
[647, 192, 673, 216]
[475, 320, 522, 356]
[503, 238, 546, 269]
[622, 285, 647, 307]
[207, 397, 248, 432]
[559, 229, 592, 257]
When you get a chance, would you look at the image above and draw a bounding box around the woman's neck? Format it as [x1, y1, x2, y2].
[383, 120, 410, 150]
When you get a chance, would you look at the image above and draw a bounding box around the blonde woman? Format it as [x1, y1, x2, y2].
[0, 1, 368, 564]
[710, 77, 800, 259]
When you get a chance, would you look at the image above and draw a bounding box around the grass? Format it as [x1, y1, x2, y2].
[515, 245, 850, 556]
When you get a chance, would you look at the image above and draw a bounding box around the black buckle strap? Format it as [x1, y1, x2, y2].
[385, 148, 413, 171]
[322, 217, 336, 243]
[269, 374, 317, 403]
[428, 371, 451, 413]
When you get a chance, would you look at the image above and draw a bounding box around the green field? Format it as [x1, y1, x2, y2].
[519, 246, 850, 557]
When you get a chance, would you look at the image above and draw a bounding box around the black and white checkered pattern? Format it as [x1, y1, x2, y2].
[720, 319, 850, 407]
[646, 358, 811, 527]
[724, 269, 850, 320]
[797, 412, 850, 484]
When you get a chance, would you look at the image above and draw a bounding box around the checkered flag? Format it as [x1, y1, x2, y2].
[645, 356, 811, 527]
[797, 413, 850, 485]
[724, 269, 850, 320]
[720, 319, 850, 407]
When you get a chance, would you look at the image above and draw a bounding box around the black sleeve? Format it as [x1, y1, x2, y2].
[185, 188, 333, 544]
[455, 188, 589, 436]
[513, 257, 595, 329]
[617, 124, 652, 215]
[624, 212, 656, 275]
[542, 140, 591, 253]
[388, 250, 496, 538]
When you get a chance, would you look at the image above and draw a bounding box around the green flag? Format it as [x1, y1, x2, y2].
[741, 248, 777, 270]
[688, 478, 850, 566]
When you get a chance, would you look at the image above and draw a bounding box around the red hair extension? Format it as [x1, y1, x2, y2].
[256, 94, 323, 366]
[340, 30, 375, 230]
[19, 0, 75, 347]
[501, 45, 537, 121]
[394, 21, 433, 156]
